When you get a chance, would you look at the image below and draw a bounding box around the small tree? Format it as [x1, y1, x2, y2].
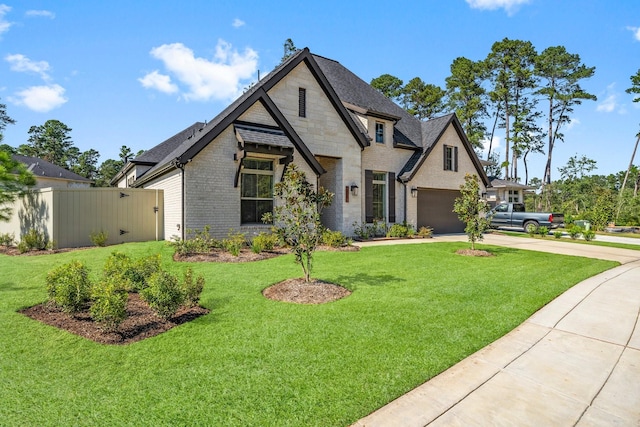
[0, 151, 36, 222]
[453, 174, 492, 250]
[263, 164, 333, 283]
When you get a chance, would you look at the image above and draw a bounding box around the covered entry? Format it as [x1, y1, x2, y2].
[417, 188, 464, 234]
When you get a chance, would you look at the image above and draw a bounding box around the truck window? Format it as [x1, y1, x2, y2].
[513, 203, 525, 212]
[495, 204, 508, 213]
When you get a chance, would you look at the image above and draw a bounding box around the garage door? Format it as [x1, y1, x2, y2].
[417, 188, 465, 234]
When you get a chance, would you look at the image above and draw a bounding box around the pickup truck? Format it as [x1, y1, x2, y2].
[489, 202, 564, 232]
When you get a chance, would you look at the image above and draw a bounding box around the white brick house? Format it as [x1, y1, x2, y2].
[114, 48, 489, 239]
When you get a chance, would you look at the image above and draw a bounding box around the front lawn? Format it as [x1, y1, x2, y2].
[0, 241, 617, 426]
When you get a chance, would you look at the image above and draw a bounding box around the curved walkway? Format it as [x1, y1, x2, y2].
[353, 234, 640, 426]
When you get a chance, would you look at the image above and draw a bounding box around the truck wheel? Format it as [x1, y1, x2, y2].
[524, 221, 538, 233]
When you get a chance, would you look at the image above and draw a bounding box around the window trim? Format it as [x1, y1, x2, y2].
[443, 145, 458, 172]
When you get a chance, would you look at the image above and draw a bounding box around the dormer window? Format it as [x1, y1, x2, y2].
[375, 122, 384, 143]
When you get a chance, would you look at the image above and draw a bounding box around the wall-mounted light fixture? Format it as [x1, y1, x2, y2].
[350, 184, 359, 196]
[411, 186, 418, 198]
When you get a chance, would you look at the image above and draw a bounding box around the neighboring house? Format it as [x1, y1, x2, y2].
[486, 178, 535, 207]
[114, 48, 490, 239]
[13, 154, 92, 189]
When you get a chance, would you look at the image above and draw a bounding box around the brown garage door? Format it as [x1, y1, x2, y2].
[417, 188, 465, 234]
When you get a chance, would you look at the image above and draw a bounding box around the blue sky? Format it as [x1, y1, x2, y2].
[1, 0, 639, 180]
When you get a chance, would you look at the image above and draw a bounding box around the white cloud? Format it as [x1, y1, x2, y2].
[25, 9, 55, 19]
[10, 84, 67, 112]
[481, 135, 501, 157]
[5, 53, 51, 80]
[565, 117, 580, 130]
[596, 83, 624, 113]
[627, 26, 640, 42]
[465, 0, 530, 15]
[232, 18, 245, 28]
[142, 40, 258, 101]
[138, 70, 178, 94]
[0, 4, 12, 35]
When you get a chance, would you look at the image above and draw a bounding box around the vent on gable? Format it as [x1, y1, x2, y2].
[298, 87, 306, 118]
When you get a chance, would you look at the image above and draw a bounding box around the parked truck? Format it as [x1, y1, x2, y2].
[489, 202, 564, 232]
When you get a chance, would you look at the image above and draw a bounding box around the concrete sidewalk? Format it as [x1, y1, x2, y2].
[353, 235, 640, 426]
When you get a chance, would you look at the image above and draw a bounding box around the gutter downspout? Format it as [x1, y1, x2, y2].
[172, 158, 186, 241]
[402, 182, 408, 224]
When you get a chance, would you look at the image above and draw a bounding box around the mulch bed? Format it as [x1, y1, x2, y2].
[263, 278, 351, 304]
[20, 294, 209, 345]
[0, 246, 93, 256]
[455, 248, 494, 257]
[174, 245, 359, 263]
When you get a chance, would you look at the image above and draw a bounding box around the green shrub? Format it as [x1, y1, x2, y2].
[18, 228, 49, 253]
[417, 226, 433, 238]
[171, 226, 220, 255]
[352, 221, 375, 240]
[568, 225, 583, 240]
[527, 225, 537, 237]
[90, 278, 128, 332]
[386, 223, 414, 238]
[182, 268, 205, 307]
[141, 271, 184, 320]
[252, 232, 279, 252]
[322, 229, 348, 247]
[0, 232, 14, 246]
[538, 226, 549, 237]
[583, 229, 596, 241]
[129, 254, 162, 291]
[90, 230, 108, 247]
[46, 261, 92, 313]
[223, 230, 246, 257]
[553, 231, 563, 239]
[103, 252, 134, 290]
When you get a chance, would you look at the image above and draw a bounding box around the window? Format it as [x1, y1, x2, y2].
[443, 145, 458, 171]
[298, 88, 306, 117]
[241, 158, 274, 224]
[508, 190, 520, 203]
[375, 122, 384, 143]
[372, 172, 386, 220]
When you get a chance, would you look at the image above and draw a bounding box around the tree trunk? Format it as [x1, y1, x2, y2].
[616, 133, 640, 220]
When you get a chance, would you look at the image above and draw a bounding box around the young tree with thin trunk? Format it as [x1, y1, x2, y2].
[616, 68, 640, 221]
[262, 164, 333, 283]
[453, 174, 492, 250]
[535, 46, 596, 187]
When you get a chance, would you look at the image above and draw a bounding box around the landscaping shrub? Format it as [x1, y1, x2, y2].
[90, 278, 128, 332]
[171, 226, 220, 255]
[18, 228, 49, 253]
[568, 225, 583, 240]
[223, 230, 246, 257]
[417, 226, 433, 238]
[386, 223, 413, 238]
[322, 229, 349, 247]
[129, 254, 162, 291]
[182, 267, 205, 307]
[583, 229, 596, 241]
[252, 232, 279, 252]
[538, 226, 549, 237]
[554, 231, 563, 239]
[89, 230, 108, 247]
[46, 260, 92, 313]
[0, 232, 14, 246]
[140, 271, 184, 320]
[102, 252, 134, 291]
[352, 221, 375, 240]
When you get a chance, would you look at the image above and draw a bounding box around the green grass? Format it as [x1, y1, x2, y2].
[497, 230, 640, 251]
[0, 241, 617, 426]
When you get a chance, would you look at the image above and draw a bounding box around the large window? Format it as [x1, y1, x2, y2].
[241, 158, 274, 224]
[375, 122, 384, 143]
[508, 189, 520, 202]
[372, 172, 386, 220]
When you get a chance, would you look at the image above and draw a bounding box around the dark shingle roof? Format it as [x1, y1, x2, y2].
[12, 154, 92, 182]
[312, 54, 421, 149]
[134, 121, 205, 164]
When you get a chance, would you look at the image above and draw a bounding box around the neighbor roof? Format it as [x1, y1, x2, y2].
[12, 154, 92, 183]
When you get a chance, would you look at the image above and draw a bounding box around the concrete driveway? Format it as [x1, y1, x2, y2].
[353, 234, 640, 426]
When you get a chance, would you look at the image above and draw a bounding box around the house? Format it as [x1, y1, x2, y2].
[486, 178, 535, 207]
[12, 154, 92, 189]
[114, 48, 490, 239]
